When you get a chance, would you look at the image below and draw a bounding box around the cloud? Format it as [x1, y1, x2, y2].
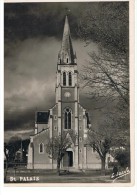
[4, 37, 60, 131]
[4, 2, 88, 41]
[5, 37, 59, 103]
[4, 2, 129, 144]
[4, 129, 34, 142]
[4, 35, 98, 133]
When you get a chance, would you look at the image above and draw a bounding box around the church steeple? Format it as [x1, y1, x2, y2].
[58, 15, 77, 65]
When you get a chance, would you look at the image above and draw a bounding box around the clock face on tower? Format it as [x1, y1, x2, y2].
[64, 92, 71, 98]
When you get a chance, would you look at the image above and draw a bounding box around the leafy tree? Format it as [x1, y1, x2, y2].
[22, 139, 30, 162]
[8, 136, 22, 162]
[46, 130, 77, 175]
[7, 137, 30, 163]
[4, 142, 9, 182]
[115, 149, 130, 168]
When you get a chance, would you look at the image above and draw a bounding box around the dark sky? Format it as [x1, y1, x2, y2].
[4, 2, 128, 141]
[4, 2, 88, 41]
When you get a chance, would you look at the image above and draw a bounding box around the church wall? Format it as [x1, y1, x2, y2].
[78, 105, 84, 168]
[37, 124, 48, 133]
[86, 146, 101, 169]
[61, 88, 75, 102]
[52, 105, 58, 137]
[32, 130, 52, 169]
[58, 65, 76, 72]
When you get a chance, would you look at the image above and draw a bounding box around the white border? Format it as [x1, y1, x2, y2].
[3, 0, 131, 2]
[0, 0, 136, 194]
[0, 0, 4, 192]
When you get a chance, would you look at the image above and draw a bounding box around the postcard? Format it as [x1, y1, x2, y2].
[3, 0, 135, 187]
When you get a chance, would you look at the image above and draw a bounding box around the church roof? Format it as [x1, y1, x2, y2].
[58, 15, 76, 65]
[36, 111, 49, 124]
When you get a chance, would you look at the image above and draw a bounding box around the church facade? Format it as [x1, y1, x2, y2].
[27, 16, 101, 170]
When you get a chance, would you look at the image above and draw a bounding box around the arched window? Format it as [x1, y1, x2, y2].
[64, 108, 72, 129]
[68, 72, 72, 86]
[39, 143, 44, 153]
[63, 72, 66, 86]
[67, 58, 68, 63]
[79, 137, 82, 142]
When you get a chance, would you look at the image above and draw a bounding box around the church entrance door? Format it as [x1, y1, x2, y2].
[63, 151, 73, 167]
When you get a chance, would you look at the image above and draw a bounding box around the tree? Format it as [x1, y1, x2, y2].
[8, 136, 22, 162]
[86, 108, 130, 175]
[78, 3, 130, 172]
[22, 139, 30, 162]
[86, 107, 130, 174]
[115, 149, 130, 168]
[87, 125, 112, 174]
[78, 2, 129, 54]
[46, 130, 77, 175]
[78, 2, 129, 108]
[4, 142, 9, 182]
[81, 49, 129, 107]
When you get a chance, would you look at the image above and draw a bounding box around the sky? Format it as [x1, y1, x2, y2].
[4, 2, 128, 142]
[4, 2, 98, 141]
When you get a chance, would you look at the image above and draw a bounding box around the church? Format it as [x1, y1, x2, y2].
[27, 15, 102, 170]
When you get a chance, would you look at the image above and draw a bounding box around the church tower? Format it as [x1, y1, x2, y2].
[55, 15, 87, 169]
[27, 15, 96, 170]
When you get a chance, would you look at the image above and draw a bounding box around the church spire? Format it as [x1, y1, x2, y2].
[58, 15, 77, 65]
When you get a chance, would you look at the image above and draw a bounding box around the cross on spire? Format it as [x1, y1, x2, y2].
[65, 8, 71, 16]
